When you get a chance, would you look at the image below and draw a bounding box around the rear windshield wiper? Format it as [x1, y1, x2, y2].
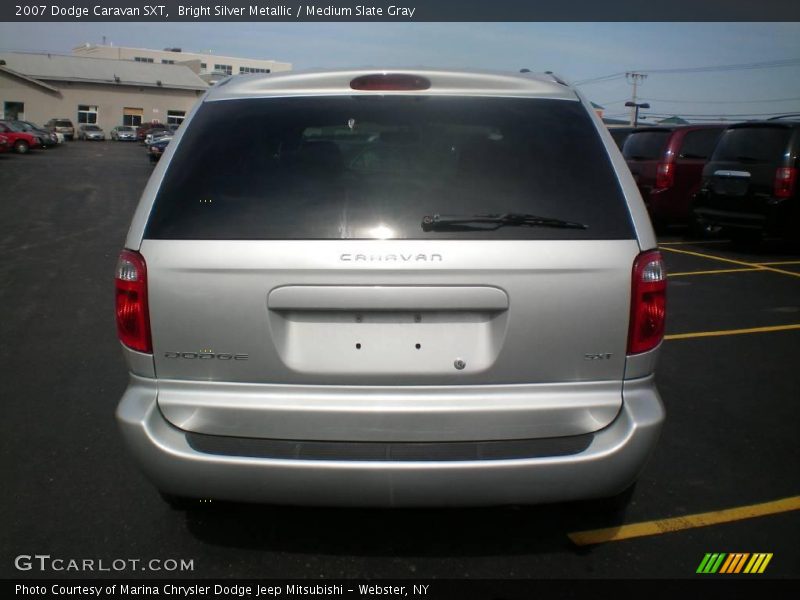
[421, 213, 588, 232]
[734, 155, 761, 163]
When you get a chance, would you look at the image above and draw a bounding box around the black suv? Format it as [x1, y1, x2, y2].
[693, 120, 799, 242]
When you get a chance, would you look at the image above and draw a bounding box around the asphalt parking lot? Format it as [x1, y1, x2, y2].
[1, 141, 798, 580]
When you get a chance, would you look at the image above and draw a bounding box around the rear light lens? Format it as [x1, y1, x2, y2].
[115, 250, 152, 353]
[350, 74, 431, 91]
[628, 250, 667, 355]
[774, 167, 797, 199]
[655, 162, 674, 189]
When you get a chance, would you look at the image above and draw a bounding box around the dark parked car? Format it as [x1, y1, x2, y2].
[45, 118, 75, 141]
[623, 125, 726, 227]
[12, 120, 58, 148]
[608, 126, 636, 150]
[148, 137, 170, 162]
[693, 120, 799, 242]
[0, 121, 41, 154]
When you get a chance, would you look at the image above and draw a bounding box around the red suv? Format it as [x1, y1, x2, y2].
[136, 122, 168, 142]
[623, 125, 726, 228]
[0, 121, 42, 154]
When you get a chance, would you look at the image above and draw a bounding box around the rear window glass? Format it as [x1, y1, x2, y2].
[609, 129, 632, 150]
[712, 126, 792, 164]
[678, 129, 724, 159]
[55, 120, 72, 127]
[145, 97, 634, 240]
[622, 131, 671, 160]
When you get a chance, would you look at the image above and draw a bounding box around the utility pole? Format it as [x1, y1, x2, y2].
[626, 72, 648, 126]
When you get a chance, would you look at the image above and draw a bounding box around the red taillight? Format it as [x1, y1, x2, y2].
[774, 167, 797, 199]
[115, 250, 152, 353]
[350, 73, 431, 91]
[655, 162, 674, 190]
[628, 250, 667, 355]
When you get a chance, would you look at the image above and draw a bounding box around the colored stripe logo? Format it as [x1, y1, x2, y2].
[697, 553, 773, 574]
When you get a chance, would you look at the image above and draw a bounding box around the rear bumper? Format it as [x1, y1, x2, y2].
[693, 194, 798, 235]
[116, 375, 664, 507]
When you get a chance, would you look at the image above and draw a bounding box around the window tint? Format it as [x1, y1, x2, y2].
[712, 126, 792, 164]
[145, 97, 634, 240]
[678, 129, 724, 159]
[622, 130, 671, 160]
[609, 129, 632, 150]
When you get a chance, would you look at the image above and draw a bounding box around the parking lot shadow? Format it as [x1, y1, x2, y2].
[181, 498, 632, 557]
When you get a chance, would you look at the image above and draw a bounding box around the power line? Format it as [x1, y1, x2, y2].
[573, 73, 626, 85]
[574, 57, 800, 86]
[644, 110, 794, 117]
[574, 74, 624, 85]
[593, 98, 631, 105]
[638, 96, 800, 104]
[641, 58, 800, 74]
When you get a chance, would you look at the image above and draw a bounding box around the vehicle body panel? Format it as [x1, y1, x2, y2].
[116, 69, 664, 506]
[117, 374, 663, 506]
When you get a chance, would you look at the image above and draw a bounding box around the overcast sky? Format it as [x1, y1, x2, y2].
[1, 21, 798, 121]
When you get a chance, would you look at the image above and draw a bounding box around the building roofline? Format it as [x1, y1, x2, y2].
[72, 43, 290, 66]
[34, 74, 208, 91]
[1, 51, 209, 91]
[0, 65, 61, 93]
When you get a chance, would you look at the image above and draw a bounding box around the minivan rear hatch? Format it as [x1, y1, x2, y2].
[138, 90, 642, 440]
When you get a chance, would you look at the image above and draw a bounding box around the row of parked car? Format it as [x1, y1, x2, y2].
[0, 119, 64, 154]
[610, 116, 799, 243]
[0, 117, 181, 158]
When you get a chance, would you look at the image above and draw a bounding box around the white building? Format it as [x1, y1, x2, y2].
[0, 52, 208, 132]
[72, 43, 292, 85]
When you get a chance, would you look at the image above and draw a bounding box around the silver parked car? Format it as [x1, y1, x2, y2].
[111, 125, 138, 141]
[78, 124, 105, 141]
[116, 69, 666, 508]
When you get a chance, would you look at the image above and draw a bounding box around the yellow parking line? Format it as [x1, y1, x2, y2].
[568, 495, 800, 546]
[665, 323, 800, 340]
[659, 246, 763, 267]
[658, 240, 730, 246]
[660, 246, 800, 279]
[756, 260, 800, 266]
[668, 267, 762, 277]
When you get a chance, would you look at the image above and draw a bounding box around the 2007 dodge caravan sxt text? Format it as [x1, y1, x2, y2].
[115, 69, 666, 507]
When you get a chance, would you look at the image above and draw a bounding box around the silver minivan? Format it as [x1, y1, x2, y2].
[115, 69, 666, 507]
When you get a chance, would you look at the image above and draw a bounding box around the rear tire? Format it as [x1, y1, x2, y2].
[14, 140, 29, 154]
